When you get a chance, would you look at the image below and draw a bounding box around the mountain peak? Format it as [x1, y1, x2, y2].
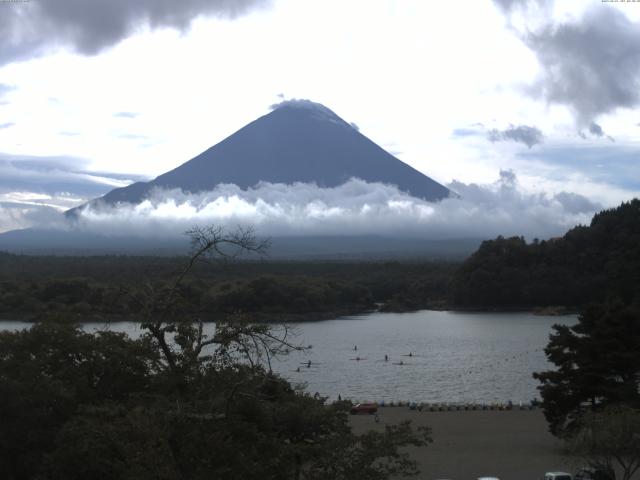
[268, 98, 347, 125]
[70, 101, 450, 212]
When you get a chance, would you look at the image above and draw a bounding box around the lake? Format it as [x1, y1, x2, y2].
[0, 310, 574, 404]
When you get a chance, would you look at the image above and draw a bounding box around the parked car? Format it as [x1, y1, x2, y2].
[545, 472, 572, 480]
[350, 403, 378, 415]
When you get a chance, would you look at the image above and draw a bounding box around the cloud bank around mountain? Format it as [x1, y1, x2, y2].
[32, 173, 601, 242]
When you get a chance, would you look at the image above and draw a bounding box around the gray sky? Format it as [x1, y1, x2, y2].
[0, 0, 638, 237]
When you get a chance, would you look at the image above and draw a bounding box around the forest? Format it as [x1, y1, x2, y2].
[0, 252, 456, 322]
[451, 199, 640, 309]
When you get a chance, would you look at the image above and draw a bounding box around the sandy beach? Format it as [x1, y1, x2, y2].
[350, 408, 578, 480]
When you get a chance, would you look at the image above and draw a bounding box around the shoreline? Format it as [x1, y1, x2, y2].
[0, 305, 578, 323]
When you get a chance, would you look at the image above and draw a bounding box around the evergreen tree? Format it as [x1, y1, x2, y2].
[533, 300, 640, 436]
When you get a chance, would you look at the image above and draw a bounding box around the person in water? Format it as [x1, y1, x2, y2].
[409, 352, 412, 357]
[307, 360, 311, 368]
[354, 345, 358, 351]
[384, 354, 388, 361]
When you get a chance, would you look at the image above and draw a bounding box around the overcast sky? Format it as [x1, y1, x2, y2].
[0, 0, 639, 237]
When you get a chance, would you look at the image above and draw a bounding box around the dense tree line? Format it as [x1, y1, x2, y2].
[0, 254, 456, 321]
[452, 199, 640, 308]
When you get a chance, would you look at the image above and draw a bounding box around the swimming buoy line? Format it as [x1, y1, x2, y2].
[339, 399, 539, 411]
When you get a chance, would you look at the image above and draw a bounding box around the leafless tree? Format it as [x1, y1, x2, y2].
[121, 225, 305, 382]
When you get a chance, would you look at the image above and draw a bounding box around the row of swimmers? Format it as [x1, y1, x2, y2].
[352, 355, 409, 365]
[296, 353, 413, 371]
[354, 346, 413, 357]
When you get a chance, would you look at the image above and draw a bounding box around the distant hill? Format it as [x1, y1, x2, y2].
[0, 228, 480, 260]
[70, 99, 449, 215]
[451, 199, 640, 309]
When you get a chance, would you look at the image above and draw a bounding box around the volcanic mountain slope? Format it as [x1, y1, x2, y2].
[74, 100, 450, 211]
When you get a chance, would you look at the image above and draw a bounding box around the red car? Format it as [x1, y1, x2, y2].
[350, 403, 378, 415]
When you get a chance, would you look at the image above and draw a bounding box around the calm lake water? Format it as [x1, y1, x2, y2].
[1, 310, 574, 404]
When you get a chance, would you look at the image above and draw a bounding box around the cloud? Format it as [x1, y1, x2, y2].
[117, 133, 149, 140]
[518, 145, 640, 192]
[0, 153, 145, 198]
[452, 128, 481, 138]
[0, 191, 81, 212]
[48, 175, 603, 242]
[575, 122, 614, 142]
[0, 205, 35, 234]
[0, 84, 15, 98]
[588, 122, 604, 137]
[552, 191, 600, 216]
[453, 123, 543, 148]
[493, 0, 551, 14]
[523, 7, 640, 125]
[487, 125, 543, 148]
[0, 153, 149, 233]
[113, 112, 139, 119]
[269, 98, 350, 127]
[269, 98, 334, 114]
[0, 0, 272, 65]
[0, 202, 64, 234]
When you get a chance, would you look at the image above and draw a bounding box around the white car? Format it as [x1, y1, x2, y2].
[545, 472, 572, 480]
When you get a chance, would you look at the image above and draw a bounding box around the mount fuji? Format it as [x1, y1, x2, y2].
[1, 100, 475, 257]
[70, 99, 449, 214]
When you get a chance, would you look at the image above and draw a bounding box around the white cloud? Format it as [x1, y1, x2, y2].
[52, 176, 602, 241]
[0, 202, 63, 234]
[0, 191, 82, 211]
